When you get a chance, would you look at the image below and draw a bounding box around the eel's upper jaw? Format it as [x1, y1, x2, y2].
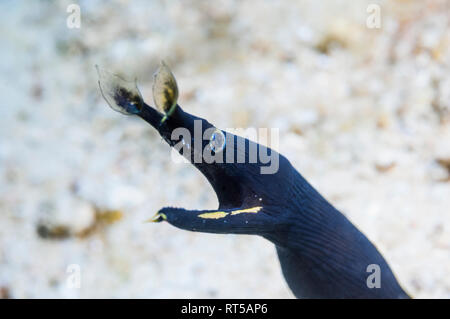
[96, 66, 279, 218]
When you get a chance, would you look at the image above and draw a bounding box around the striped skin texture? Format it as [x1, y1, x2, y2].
[269, 170, 410, 298]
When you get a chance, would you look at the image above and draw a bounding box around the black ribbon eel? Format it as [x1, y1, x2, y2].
[96, 63, 410, 299]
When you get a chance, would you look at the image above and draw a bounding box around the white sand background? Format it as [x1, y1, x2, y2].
[0, 0, 449, 298]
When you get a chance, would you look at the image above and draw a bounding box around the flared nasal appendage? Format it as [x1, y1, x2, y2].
[96, 65, 144, 115]
[152, 60, 179, 120]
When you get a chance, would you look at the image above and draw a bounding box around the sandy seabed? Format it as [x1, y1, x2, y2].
[0, 0, 449, 298]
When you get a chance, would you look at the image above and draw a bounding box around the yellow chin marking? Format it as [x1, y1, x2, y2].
[230, 206, 262, 215]
[198, 211, 229, 219]
[145, 212, 167, 223]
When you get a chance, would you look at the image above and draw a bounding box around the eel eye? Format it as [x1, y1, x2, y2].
[152, 60, 179, 117]
[209, 129, 226, 153]
[96, 65, 143, 115]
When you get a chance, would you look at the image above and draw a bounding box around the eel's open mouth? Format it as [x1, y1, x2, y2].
[97, 61, 288, 235]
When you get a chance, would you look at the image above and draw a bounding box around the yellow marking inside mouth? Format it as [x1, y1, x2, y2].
[198, 206, 263, 219]
[198, 211, 229, 219]
[230, 206, 262, 215]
